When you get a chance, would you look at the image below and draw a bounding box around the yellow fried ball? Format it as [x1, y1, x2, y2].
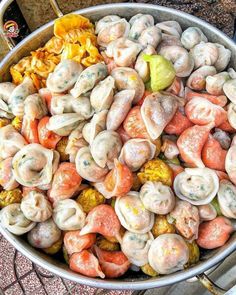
[185, 241, 200, 267]
[141, 263, 158, 277]
[56, 137, 69, 161]
[0, 118, 11, 128]
[0, 189, 23, 208]
[131, 173, 142, 191]
[11, 116, 22, 131]
[77, 187, 105, 214]
[137, 158, 173, 186]
[43, 236, 63, 255]
[97, 236, 120, 251]
[151, 215, 175, 238]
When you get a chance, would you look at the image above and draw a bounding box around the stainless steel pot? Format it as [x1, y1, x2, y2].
[0, 2, 236, 294]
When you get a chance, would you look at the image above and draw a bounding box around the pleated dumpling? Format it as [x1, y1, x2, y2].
[217, 179, 236, 219]
[181, 27, 207, 50]
[119, 138, 156, 171]
[50, 94, 94, 119]
[106, 90, 134, 131]
[0, 82, 16, 118]
[90, 76, 115, 112]
[141, 92, 179, 140]
[115, 191, 154, 234]
[82, 110, 108, 144]
[24, 93, 48, 120]
[0, 125, 27, 160]
[90, 130, 122, 169]
[95, 15, 121, 34]
[20, 190, 52, 222]
[140, 181, 175, 214]
[148, 234, 189, 274]
[46, 59, 82, 93]
[0, 157, 19, 190]
[12, 143, 59, 187]
[70, 63, 108, 98]
[0, 203, 36, 235]
[174, 168, 219, 205]
[53, 199, 86, 231]
[46, 113, 84, 136]
[121, 231, 154, 266]
[75, 147, 109, 182]
[10, 77, 36, 117]
[225, 145, 236, 185]
[129, 14, 154, 40]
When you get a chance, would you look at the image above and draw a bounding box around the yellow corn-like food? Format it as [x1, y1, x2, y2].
[0, 118, 11, 128]
[151, 215, 175, 238]
[0, 189, 23, 208]
[43, 237, 63, 255]
[56, 137, 69, 161]
[11, 116, 23, 131]
[77, 187, 105, 214]
[137, 158, 173, 186]
[141, 263, 158, 277]
[185, 240, 200, 267]
[97, 236, 120, 251]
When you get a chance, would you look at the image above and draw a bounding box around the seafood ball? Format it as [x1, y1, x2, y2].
[148, 234, 189, 274]
[27, 218, 61, 248]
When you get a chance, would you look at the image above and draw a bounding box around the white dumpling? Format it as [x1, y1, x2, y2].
[225, 146, 236, 186]
[0, 82, 16, 118]
[24, 93, 48, 120]
[97, 18, 130, 47]
[12, 143, 59, 187]
[20, 191, 52, 222]
[228, 68, 236, 79]
[27, 218, 61, 248]
[46, 113, 84, 136]
[82, 110, 108, 144]
[111, 67, 145, 104]
[95, 15, 121, 34]
[159, 45, 194, 77]
[50, 94, 94, 119]
[227, 102, 236, 129]
[115, 191, 154, 234]
[106, 90, 134, 131]
[90, 76, 115, 112]
[168, 200, 199, 241]
[140, 181, 175, 215]
[217, 180, 236, 219]
[191, 42, 219, 69]
[0, 125, 27, 160]
[198, 204, 217, 221]
[0, 203, 36, 235]
[187, 66, 217, 91]
[53, 199, 86, 231]
[158, 34, 182, 50]
[105, 37, 142, 67]
[174, 168, 219, 205]
[156, 21, 182, 38]
[65, 122, 88, 162]
[0, 157, 19, 190]
[70, 63, 108, 98]
[181, 27, 208, 50]
[119, 138, 156, 171]
[148, 234, 189, 274]
[121, 231, 154, 266]
[90, 130, 122, 169]
[129, 14, 154, 40]
[206, 72, 230, 96]
[10, 77, 36, 117]
[138, 26, 162, 48]
[46, 59, 82, 93]
[75, 146, 109, 182]
[214, 43, 231, 72]
[223, 79, 236, 104]
[141, 92, 179, 140]
[134, 45, 156, 83]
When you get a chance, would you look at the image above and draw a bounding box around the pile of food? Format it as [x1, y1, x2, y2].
[0, 12, 236, 279]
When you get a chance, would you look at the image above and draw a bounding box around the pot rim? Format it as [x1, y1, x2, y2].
[1, 2, 236, 290]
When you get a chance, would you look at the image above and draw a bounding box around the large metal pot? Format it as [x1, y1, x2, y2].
[0, 2, 236, 293]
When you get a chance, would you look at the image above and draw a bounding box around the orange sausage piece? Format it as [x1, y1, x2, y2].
[202, 135, 227, 171]
[197, 217, 233, 249]
[38, 116, 62, 149]
[21, 117, 39, 144]
[69, 250, 105, 278]
[218, 119, 236, 133]
[164, 109, 193, 136]
[64, 230, 96, 255]
[177, 124, 212, 168]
